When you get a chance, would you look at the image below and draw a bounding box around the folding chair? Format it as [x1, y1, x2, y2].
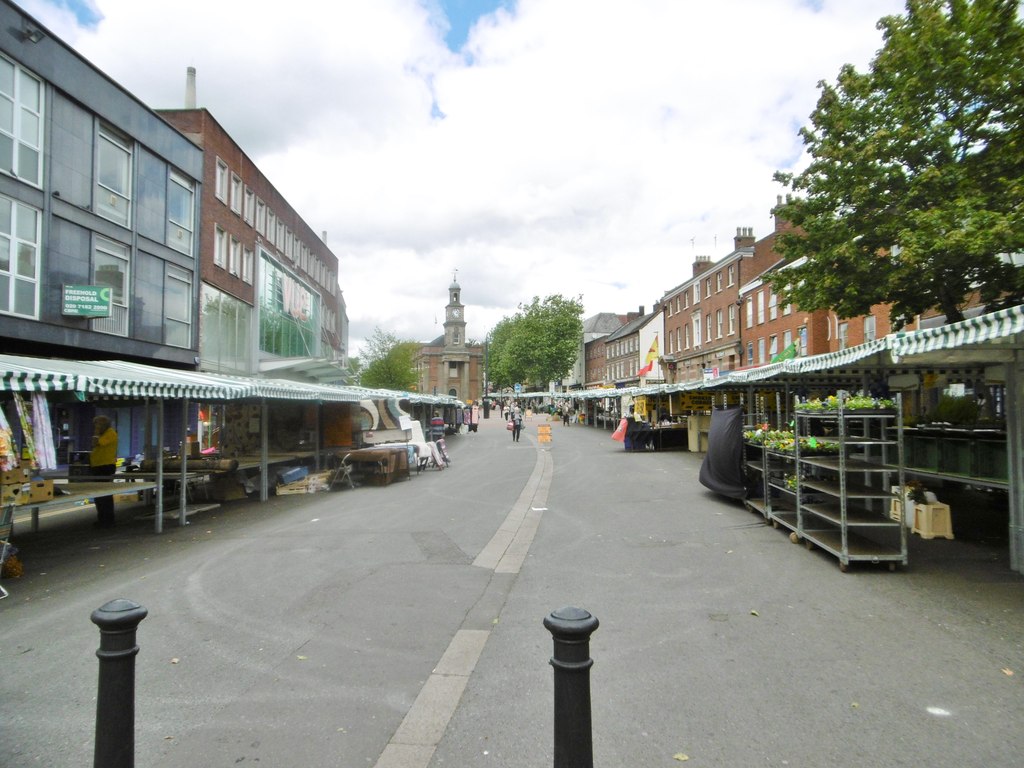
[329, 454, 357, 490]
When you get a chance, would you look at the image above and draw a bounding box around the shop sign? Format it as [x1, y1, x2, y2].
[62, 285, 111, 317]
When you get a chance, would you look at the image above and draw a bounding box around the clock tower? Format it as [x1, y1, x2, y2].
[444, 271, 467, 347]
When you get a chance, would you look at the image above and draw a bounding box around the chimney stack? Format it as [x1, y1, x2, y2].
[734, 226, 755, 249]
[185, 67, 196, 109]
[692, 254, 712, 278]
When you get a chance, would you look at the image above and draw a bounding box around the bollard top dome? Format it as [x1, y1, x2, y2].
[91, 598, 148, 629]
[544, 606, 599, 638]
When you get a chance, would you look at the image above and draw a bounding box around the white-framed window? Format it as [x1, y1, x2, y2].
[166, 171, 194, 255]
[692, 313, 701, 348]
[747, 342, 754, 366]
[215, 158, 229, 202]
[705, 313, 712, 342]
[666, 301, 673, 318]
[728, 304, 736, 335]
[756, 291, 765, 323]
[228, 237, 241, 276]
[693, 284, 699, 304]
[256, 198, 266, 234]
[716, 309, 723, 338]
[0, 195, 40, 318]
[727, 265, 735, 286]
[242, 247, 254, 284]
[91, 237, 129, 336]
[704, 278, 711, 298]
[229, 173, 242, 214]
[716, 272, 722, 292]
[0, 56, 43, 186]
[164, 265, 191, 348]
[95, 126, 132, 226]
[838, 321, 849, 350]
[769, 334, 778, 358]
[757, 337, 766, 364]
[798, 326, 808, 356]
[266, 210, 276, 245]
[769, 292, 778, 321]
[864, 315, 876, 342]
[783, 329, 793, 352]
[684, 324, 691, 349]
[243, 186, 255, 225]
[213, 226, 226, 267]
[683, 291, 689, 309]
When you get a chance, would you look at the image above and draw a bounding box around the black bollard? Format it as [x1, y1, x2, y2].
[92, 598, 148, 768]
[544, 606, 600, 768]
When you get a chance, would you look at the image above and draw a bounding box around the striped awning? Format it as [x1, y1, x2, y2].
[889, 304, 1024, 358]
[787, 337, 890, 373]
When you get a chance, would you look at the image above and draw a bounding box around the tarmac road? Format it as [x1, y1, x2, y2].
[2, 412, 1024, 767]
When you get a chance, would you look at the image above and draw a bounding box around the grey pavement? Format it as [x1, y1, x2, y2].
[2, 412, 1024, 767]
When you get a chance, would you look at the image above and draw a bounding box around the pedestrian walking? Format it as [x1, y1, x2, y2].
[89, 415, 118, 528]
[510, 404, 523, 442]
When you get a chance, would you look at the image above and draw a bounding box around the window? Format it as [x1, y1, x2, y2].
[91, 237, 129, 336]
[666, 301, 672, 318]
[756, 291, 765, 323]
[727, 265, 735, 286]
[684, 325, 690, 349]
[229, 237, 241, 276]
[230, 174, 242, 214]
[215, 159, 229, 202]
[783, 302, 792, 316]
[728, 304, 736, 335]
[864, 315, 876, 342]
[705, 312, 711, 342]
[675, 296, 680, 313]
[757, 337, 766, 364]
[745, 296, 753, 328]
[798, 326, 808, 356]
[769, 292, 778, 321]
[200, 284, 253, 374]
[838, 321, 849, 350]
[693, 284, 699, 304]
[256, 198, 266, 234]
[747, 342, 754, 366]
[769, 334, 778, 358]
[164, 266, 191, 348]
[0, 195, 40, 318]
[266, 210, 276, 245]
[448, 362, 459, 378]
[214, 226, 227, 267]
[704, 278, 711, 298]
[783, 329, 793, 352]
[716, 309, 723, 338]
[95, 127, 132, 226]
[166, 171, 194, 254]
[242, 247, 254, 284]
[243, 186, 255, 225]
[692, 313, 701, 347]
[716, 272, 722, 292]
[0, 57, 43, 185]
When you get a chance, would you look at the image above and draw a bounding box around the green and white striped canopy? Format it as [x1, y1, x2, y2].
[889, 305, 1024, 358]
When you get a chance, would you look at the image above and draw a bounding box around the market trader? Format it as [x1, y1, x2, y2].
[89, 415, 118, 528]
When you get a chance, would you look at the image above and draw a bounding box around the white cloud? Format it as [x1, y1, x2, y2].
[22, 0, 907, 354]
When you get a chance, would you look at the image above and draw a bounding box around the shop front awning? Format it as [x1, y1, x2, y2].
[889, 304, 1024, 362]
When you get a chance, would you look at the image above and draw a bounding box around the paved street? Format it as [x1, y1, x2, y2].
[2, 413, 1024, 767]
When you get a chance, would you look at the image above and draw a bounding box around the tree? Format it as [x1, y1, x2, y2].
[358, 327, 419, 391]
[487, 295, 584, 390]
[771, 0, 1024, 328]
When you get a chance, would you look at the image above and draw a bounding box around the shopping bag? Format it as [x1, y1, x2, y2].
[611, 418, 627, 442]
[506, 421, 514, 431]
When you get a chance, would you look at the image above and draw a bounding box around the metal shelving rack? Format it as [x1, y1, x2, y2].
[792, 395, 907, 572]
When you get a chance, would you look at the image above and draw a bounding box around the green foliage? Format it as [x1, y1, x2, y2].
[928, 394, 980, 425]
[771, 0, 1024, 328]
[487, 295, 584, 390]
[358, 327, 418, 391]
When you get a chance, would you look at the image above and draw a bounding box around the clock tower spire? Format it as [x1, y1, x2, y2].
[444, 270, 466, 347]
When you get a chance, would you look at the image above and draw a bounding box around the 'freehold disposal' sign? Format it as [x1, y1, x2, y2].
[62, 285, 112, 317]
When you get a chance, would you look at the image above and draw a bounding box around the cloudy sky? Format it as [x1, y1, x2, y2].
[21, 0, 907, 356]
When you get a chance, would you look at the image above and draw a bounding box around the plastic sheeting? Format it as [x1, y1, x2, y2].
[698, 405, 747, 499]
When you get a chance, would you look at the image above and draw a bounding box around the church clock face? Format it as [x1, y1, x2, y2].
[451, 308, 461, 318]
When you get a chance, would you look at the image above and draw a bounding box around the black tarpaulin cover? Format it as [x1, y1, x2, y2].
[698, 405, 747, 499]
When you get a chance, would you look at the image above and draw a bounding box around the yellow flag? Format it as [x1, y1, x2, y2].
[645, 336, 659, 364]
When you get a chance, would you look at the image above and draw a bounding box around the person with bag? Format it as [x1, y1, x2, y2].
[510, 404, 523, 442]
